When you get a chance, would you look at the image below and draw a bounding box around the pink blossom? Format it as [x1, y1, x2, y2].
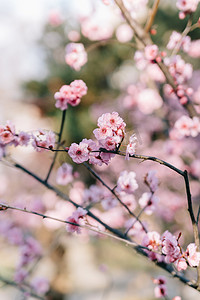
[172, 297, 182, 300]
[176, 0, 199, 13]
[14, 268, 28, 283]
[161, 231, 181, 263]
[164, 55, 193, 84]
[65, 43, 87, 71]
[144, 45, 158, 61]
[101, 195, 118, 210]
[116, 170, 138, 194]
[66, 207, 87, 234]
[116, 24, 133, 43]
[174, 115, 200, 138]
[153, 276, 166, 285]
[0, 121, 15, 145]
[125, 134, 137, 160]
[31, 277, 49, 294]
[81, 17, 113, 41]
[32, 130, 55, 151]
[99, 136, 120, 151]
[125, 218, 146, 238]
[138, 192, 159, 215]
[154, 285, 167, 298]
[145, 170, 159, 192]
[185, 243, 200, 267]
[54, 80, 87, 110]
[134, 50, 147, 70]
[48, 10, 62, 26]
[68, 30, 80, 42]
[174, 257, 188, 271]
[167, 31, 191, 53]
[188, 39, 200, 58]
[68, 141, 90, 164]
[17, 131, 31, 146]
[93, 126, 113, 140]
[56, 163, 74, 185]
[137, 89, 163, 114]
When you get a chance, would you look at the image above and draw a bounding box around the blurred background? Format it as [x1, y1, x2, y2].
[0, 0, 200, 299]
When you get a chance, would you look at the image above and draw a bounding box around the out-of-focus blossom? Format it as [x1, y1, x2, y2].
[137, 89, 163, 114]
[14, 268, 28, 284]
[174, 115, 200, 138]
[125, 134, 137, 160]
[142, 231, 163, 262]
[65, 43, 87, 71]
[185, 243, 200, 267]
[56, 163, 74, 185]
[154, 285, 167, 298]
[68, 30, 80, 42]
[164, 55, 193, 84]
[0, 121, 15, 145]
[161, 231, 180, 263]
[144, 170, 159, 192]
[54, 80, 87, 111]
[144, 45, 158, 61]
[31, 277, 49, 294]
[116, 170, 138, 194]
[81, 17, 113, 41]
[48, 10, 62, 26]
[116, 24, 133, 43]
[139, 192, 159, 215]
[167, 31, 191, 53]
[188, 39, 200, 58]
[176, 0, 199, 19]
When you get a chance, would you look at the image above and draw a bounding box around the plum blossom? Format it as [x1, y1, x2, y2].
[18, 131, 31, 146]
[188, 39, 200, 58]
[185, 243, 200, 267]
[125, 134, 137, 160]
[144, 170, 159, 192]
[54, 80, 87, 111]
[56, 163, 74, 185]
[138, 192, 159, 215]
[174, 257, 188, 271]
[172, 297, 182, 300]
[154, 285, 167, 298]
[137, 89, 163, 114]
[66, 207, 87, 234]
[32, 130, 55, 151]
[14, 268, 28, 284]
[116, 171, 138, 194]
[81, 17, 113, 41]
[116, 24, 133, 43]
[174, 115, 200, 138]
[142, 231, 163, 261]
[176, 0, 199, 19]
[0, 121, 15, 145]
[167, 31, 191, 53]
[68, 141, 89, 164]
[164, 55, 193, 84]
[31, 277, 49, 294]
[161, 231, 181, 263]
[144, 44, 159, 61]
[65, 43, 87, 71]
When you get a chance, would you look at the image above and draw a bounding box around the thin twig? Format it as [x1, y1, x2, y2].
[45, 110, 66, 182]
[145, 0, 160, 33]
[0, 274, 45, 300]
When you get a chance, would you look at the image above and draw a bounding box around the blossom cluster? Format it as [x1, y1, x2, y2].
[66, 207, 87, 234]
[54, 79, 88, 111]
[143, 230, 200, 271]
[171, 115, 200, 139]
[0, 121, 56, 155]
[68, 112, 126, 165]
[176, 0, 200, 19]
[167, 31, 191, 53]
[65, 43, 88, 71]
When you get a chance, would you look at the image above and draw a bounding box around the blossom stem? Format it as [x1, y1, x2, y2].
[45, 110, 66, 182]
